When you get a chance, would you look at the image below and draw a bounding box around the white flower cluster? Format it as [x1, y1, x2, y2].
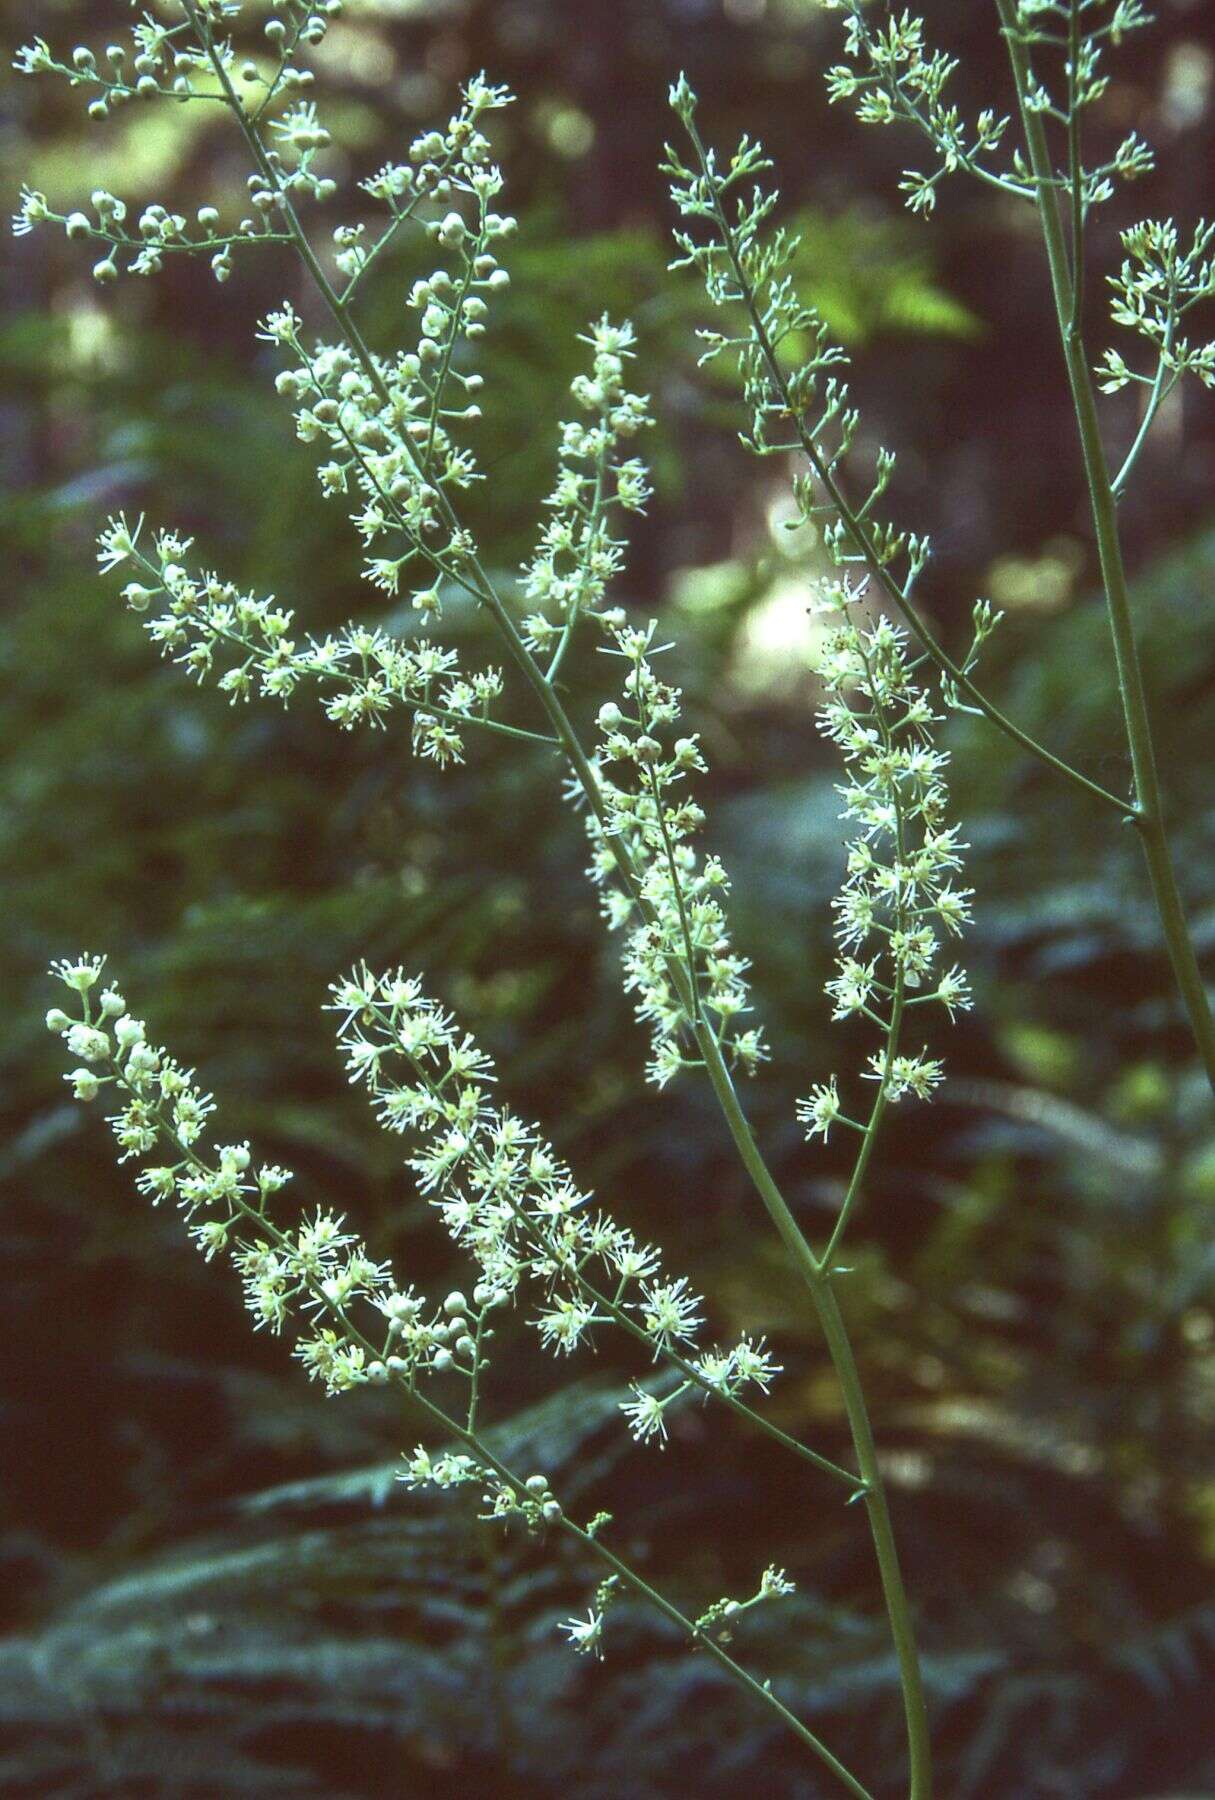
[345, 72, 514, 298]
[43, 955, 465, 1399]
[796, 584, 972, 1145]
[559, 1575, 621, 1659]
[520, 316, 654, 664]
[1099, 219, 1215, 396]
[44, 955, 592, 1573]
[262, 83, 515, 600]
[821, 7, 1017, 216]
[585, 624, 766, 1090]
[10, 181, 290, 284]
[330, 963, 780, 1443]
[97, 516, 505, 767]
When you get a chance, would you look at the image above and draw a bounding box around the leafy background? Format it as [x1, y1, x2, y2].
[3, 1, 1215, 1794]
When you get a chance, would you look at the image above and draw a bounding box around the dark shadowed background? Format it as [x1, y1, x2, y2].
[3, 1, 1215, 1795]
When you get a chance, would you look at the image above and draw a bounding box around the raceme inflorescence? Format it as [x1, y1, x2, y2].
[17, 2, 1214, 1795]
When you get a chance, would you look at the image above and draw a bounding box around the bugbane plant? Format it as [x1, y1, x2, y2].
[16, 1, 1214, 1794]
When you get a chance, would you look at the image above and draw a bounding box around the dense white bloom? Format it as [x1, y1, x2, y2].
[580, 624, 766, 1089]
[328, 964, 741, 1402]
[92, 517, 512, 768]
[520, 317, 653, 659]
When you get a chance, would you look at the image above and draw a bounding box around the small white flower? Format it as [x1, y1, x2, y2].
[621, 1385, 671, 1444]
[797, 1078, 841, 1144]
[560, 1607, 605, 1659]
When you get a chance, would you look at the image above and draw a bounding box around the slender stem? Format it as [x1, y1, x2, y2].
[822, 975, 905, 1272]
[571, 1264, 866, 1489]
[996, 0, 1215, 1094]
[693, 1022, 933, 1800]
[812, 1283, 931, 1798]
[1111, 349, 1177, 500]
[557, 1511, 876, 1800]
[1065, 0, 1085, 340]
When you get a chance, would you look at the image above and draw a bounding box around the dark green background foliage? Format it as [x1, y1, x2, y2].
[3, 2, 1215, 1794]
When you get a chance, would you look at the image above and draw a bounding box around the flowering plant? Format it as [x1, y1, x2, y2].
[15, 2, 1213, 1794]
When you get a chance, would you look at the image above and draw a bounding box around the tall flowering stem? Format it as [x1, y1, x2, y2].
[822, 0, 1215, 1091]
